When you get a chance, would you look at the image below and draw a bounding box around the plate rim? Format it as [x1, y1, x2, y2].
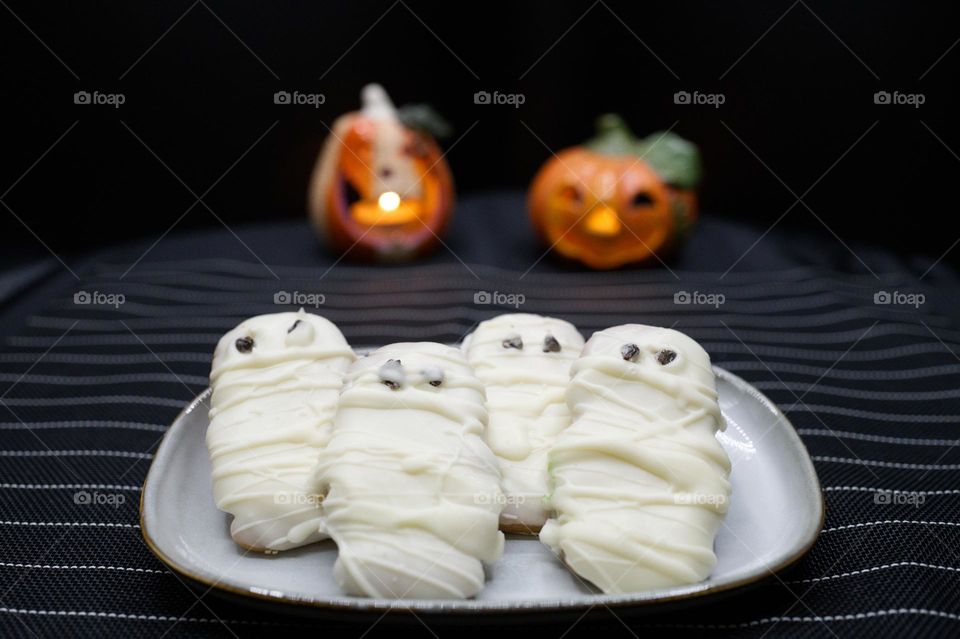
[140, 366, 825, 615]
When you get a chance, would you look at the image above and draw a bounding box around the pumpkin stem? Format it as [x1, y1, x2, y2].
[585, 113, 641, 157]
[595, 114, 635, 137]
[361, 83, 398, 121]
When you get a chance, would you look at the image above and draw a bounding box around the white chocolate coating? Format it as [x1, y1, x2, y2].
[540, 325, 732, 593]
[207, 310, 354, 551]
[315, 343, 505, 599]
[462, 314, 584, 532]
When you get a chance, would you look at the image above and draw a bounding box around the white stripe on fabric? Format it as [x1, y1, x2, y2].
[824, 486, 960, 496]
[0, 562, 164, 574]
[0, 421, 166, 433]
[0, 372, 208, 386]
[0, 521, 139, 528]
[0, 450, 153, 459]
[786, 562, 960, 584]
[798, 429, 960, 446]
[0, 607, 280, 625]
[786, 405, 960, 423]
[639, 608, 960, 629]
[753, 381, 960, 402]
[822, 520, 960, 533]
[0, 396, 189, 408]
[0, 483, 141, 491]
[812, 456, 960, 470]
[720, 361, 960, 380]
[0, 353, 208, 365]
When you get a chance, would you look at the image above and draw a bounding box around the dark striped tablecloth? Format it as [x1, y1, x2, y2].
[1, 195, 959, 638]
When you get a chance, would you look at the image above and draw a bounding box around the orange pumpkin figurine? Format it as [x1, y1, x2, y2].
[528, 114, 701, 269]
[308, 84, 455, 262]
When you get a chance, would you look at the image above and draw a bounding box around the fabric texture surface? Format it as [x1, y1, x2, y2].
[0, 192, 958, 638]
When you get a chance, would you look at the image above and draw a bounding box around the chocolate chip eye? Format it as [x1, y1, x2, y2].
[422, 366, 445, 387]
[542, 335, 561, 353]
[235, 336, 254, 353]
[656, 349, 677, 365]
[379, 359, 404, 390]
[620, 343, 639, 361]
[502, 335, 523, 350]
[285, 318, 315, 347]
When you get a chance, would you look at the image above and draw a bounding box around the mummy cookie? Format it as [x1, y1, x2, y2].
[315, 343, 505, 599]
[540, 325, 732, 593]
[206, 310, 354, 552]
[462, 314, 584, 533]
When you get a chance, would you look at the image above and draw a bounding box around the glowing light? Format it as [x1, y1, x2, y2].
[378, 191, 401, 212]
[584, 205, 622, 237]
[351, 191, 421, 225]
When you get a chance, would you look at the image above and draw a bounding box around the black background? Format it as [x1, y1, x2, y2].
[2, 1, 958, 265]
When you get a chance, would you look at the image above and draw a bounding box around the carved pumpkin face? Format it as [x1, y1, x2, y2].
[309, 85, 454, 262]
[529, 149, 679, 269]
[528, 115, 700, 270]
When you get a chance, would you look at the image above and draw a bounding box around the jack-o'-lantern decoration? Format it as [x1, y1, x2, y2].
[308, 84, 455, 262]
[528, 114, 702, 269]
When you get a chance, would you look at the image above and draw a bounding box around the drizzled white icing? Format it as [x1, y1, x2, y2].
[315, 343, 504, 599]
[540, 324, 732, 593]
[206, 310, 354, 552]
[462, 314, 584, 532]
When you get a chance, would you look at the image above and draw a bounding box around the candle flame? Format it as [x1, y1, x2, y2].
[378, 191, 401, 212]
[351, 191, 420, 225]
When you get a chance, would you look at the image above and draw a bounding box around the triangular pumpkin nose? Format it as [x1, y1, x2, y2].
[583, 205, 622, 237]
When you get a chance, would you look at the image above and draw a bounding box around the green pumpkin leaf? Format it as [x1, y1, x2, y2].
[584, 114, 702, 190]
[637, 130, 702, 190]
[398, 104, 453, 140]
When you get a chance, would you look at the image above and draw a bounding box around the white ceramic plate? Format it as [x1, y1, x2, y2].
[141, 367, 823, 618]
